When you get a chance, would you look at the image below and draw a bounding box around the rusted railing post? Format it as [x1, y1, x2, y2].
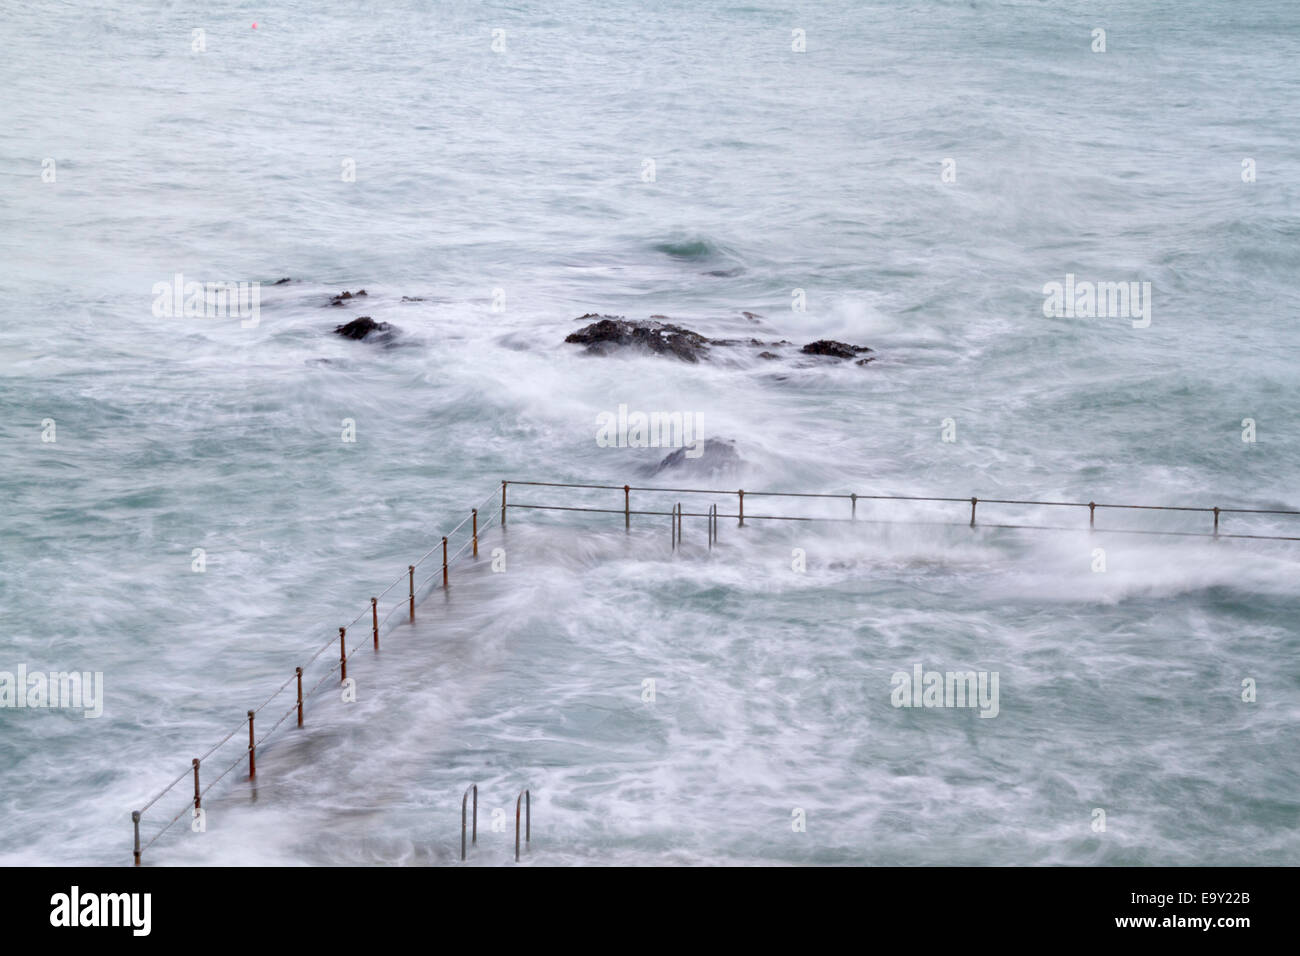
[472, 509, 478, 557]
[738, 489, 745, 526]
[624, 484, 630, 531]
[408, 565, 415, 620]
[969, 497, 978, 528]
[461, 783, 477, 861]
[515, 789, 530, 862]
[1089, 501, 1096, 530]
[296, 666, 303, 727]
[501, 481, 507, 528]
[247, 710, 256, 778]
[339, 627, 347, 682]
[132, 811, 141, 866]
[851, 493, 857, 520]
[192, 758, 201, 811]
[1213, 507, 1220, 538]
[371, 597, 379, 649]
[442, 537, 449, 588]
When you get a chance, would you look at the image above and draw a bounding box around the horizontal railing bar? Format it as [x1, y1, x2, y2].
[504, 480, 1299, 516]
[506, 502, 1300, 541]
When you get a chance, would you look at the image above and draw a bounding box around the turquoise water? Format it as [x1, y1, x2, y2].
[1, 0, 1297, 865]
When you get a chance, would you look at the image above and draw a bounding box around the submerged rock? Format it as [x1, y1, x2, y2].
[566, 317, 712, 363]
[333, 316, 393, 341]
[272, 277, 291, 285]
[650, 438, 743, 477]
[800, 340, 873, 360]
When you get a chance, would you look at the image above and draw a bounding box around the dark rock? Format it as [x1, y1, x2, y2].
[800, 340, 873, 359]
[758, 351, 779, 360]
[703, 268, 744, 278]
[273, 277, 291, 285]
[566, 317, 712, 363]
[742, 311, 763, 321]
[401, 296, 424, 302]
[330, 289, 368, 306]
[333, 317, 393, 341]
[651, 438, 742, 477]
[855, 357, 875, 366]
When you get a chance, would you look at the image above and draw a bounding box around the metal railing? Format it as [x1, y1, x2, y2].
[130, 485, 503, 865]
[500, 480, 1300, 543]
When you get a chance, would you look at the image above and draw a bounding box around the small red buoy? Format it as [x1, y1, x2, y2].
[252, 22, 258, 29]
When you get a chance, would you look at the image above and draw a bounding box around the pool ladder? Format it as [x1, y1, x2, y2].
[461, 783, 531, 862]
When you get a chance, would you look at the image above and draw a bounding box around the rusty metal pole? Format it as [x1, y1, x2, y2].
[738, 489, 745, 526]
[339, 627, 347, 682]
[247, 710, 256, 778]
[371, 597, 379, 649]
[461, 783, 477, 861]
[1089, 501, 1096, 530]
[970, 497, 978, 528]
[1213, 507, 1220, 538]
[515, 789, 530, 861]
[501, 481, 507, 528]
[132, 811, 141, 866]
[192, 758, 201, 811]
[624, 484, 630, 531]
[296, 667, 303, 727]
[442, 537, 449, 588]
[408, 565, 415, 621]
[472, 509, 478, 557]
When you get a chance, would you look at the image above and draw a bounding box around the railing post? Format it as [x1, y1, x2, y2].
[501, 481, 507, 528]
[472, 509, 478, 557]
[132, 811, 141, 866]
[515, 789, 530, 862]
[339, 626, 347, 682]
[442, 537, 449, 588]
[624, 484, 630, 532]
[851, 493, 857, 520]
[408, 565, 415, 621]
[461, 783, 477, 861]
[1213, 506, 1220, 539]
[192, 758, 201, 811]
[247, 710, 256, 778]
[738, 489, 745, 526]
[970, 496, 978, 528]
[371, 597, 379, 649]
[1089, 501, 1095, 530]
[296, 667, 303, 727]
